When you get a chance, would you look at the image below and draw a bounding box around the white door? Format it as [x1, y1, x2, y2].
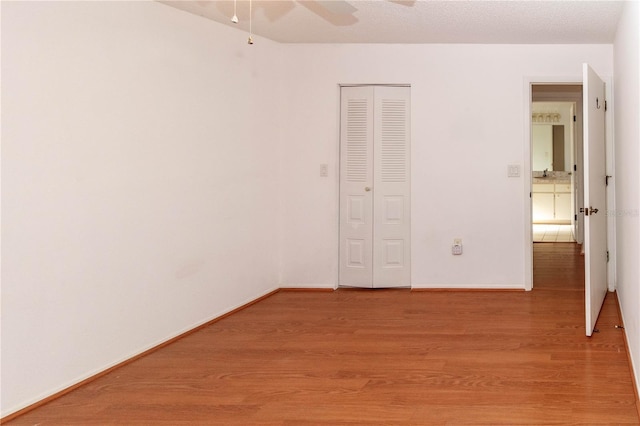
[339, 86, 411, 288]
[372, 86, 411, 287]
[583, 64, 608, 337]
[339, 86, 374, 288]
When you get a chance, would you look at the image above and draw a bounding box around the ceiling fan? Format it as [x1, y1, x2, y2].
[206, 0, 416, 27]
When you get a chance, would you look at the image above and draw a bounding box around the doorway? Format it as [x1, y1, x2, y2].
[338, 85, 411, 288]
[526, 65, 611, 337]
[531, 86, 583, 245]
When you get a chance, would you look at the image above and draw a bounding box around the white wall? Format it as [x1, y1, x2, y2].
[614, 0, 640, 398]
[1, 1, 283, 416]
[279, 44, 613, 289]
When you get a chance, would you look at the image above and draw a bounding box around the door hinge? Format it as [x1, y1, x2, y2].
[574, 214, 578, 221]
[573, 115, 577, 122]
[605, 100, 608, 111]
[574, 164, 577, 172]
[607, 250, 610, 262]
[606, 175, 612, 186]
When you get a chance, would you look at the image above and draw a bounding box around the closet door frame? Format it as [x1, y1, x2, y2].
[338, 84, 411, 289]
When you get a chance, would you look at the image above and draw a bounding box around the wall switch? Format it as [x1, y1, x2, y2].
[452, 239, 463, 255]
[320, 164, 328, 177]
[508, 164, 520, 177]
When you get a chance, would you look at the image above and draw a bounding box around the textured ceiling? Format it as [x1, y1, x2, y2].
[159, 0, 625, 44]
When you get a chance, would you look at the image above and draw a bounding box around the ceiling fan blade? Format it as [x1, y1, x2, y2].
[258, 1, 297, 22]
[388, 0, 416, 6]
[297, 0, 358, 26]
[314, 0, 358, 15]
[212, 1, 296, 24]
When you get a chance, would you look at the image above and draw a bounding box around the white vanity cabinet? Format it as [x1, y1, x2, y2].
[532, 184, 555, 222]
[554, 184, 572, 221]
[532, 182, 572, 224]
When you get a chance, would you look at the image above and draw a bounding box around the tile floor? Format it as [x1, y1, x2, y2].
[533, 224, 575, 242]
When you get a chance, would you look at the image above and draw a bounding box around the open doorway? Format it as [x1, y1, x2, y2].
[531, 100, 577, 243]
[526, 66, 612, 337]
[531, 85, 583, 246]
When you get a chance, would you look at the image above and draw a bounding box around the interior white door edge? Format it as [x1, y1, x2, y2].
[583, 63, 608, 337]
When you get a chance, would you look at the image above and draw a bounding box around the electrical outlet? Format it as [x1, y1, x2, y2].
[452, 238, 463, 255]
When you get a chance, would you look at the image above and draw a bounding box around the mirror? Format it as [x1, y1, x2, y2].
[533, 124, 565, 171]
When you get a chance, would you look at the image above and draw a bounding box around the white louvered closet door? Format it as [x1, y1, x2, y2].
[339, 86, 374, 288]
[372, 86, 411, 287]
[339, 86, 410, 288]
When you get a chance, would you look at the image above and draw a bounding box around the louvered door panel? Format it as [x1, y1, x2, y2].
[373, 86, 411, 288]
[381, 99, 407, 183]
[339, 87, 374, 288]
[346, 99, 369, 183]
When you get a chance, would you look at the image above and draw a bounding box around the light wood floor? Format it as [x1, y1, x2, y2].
[6, 243, 639, 425]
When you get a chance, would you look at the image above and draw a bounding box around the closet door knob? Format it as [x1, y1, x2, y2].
[365, 187, 371, 192]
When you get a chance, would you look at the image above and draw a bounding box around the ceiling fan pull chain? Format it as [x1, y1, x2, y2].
[231, 0, 238, 24]
[248, 0, 254, 44]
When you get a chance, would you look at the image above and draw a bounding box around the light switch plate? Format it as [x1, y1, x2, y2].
[320, 164, 328, 177]
[508, 164, 520, 177]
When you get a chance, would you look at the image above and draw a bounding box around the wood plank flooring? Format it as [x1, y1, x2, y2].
[6, 243, 639, 424]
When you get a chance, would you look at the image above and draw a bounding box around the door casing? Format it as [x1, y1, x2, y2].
[338, 84, 411, 289]
[523, 75, 616, 293]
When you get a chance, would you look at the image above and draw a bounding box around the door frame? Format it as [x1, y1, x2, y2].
[336, 83, 412, 289]
[523, 75, 616, 291]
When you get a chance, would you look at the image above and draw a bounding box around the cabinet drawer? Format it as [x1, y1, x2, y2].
[532, 184, 554, 193]
[555, 184, 571, 193]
